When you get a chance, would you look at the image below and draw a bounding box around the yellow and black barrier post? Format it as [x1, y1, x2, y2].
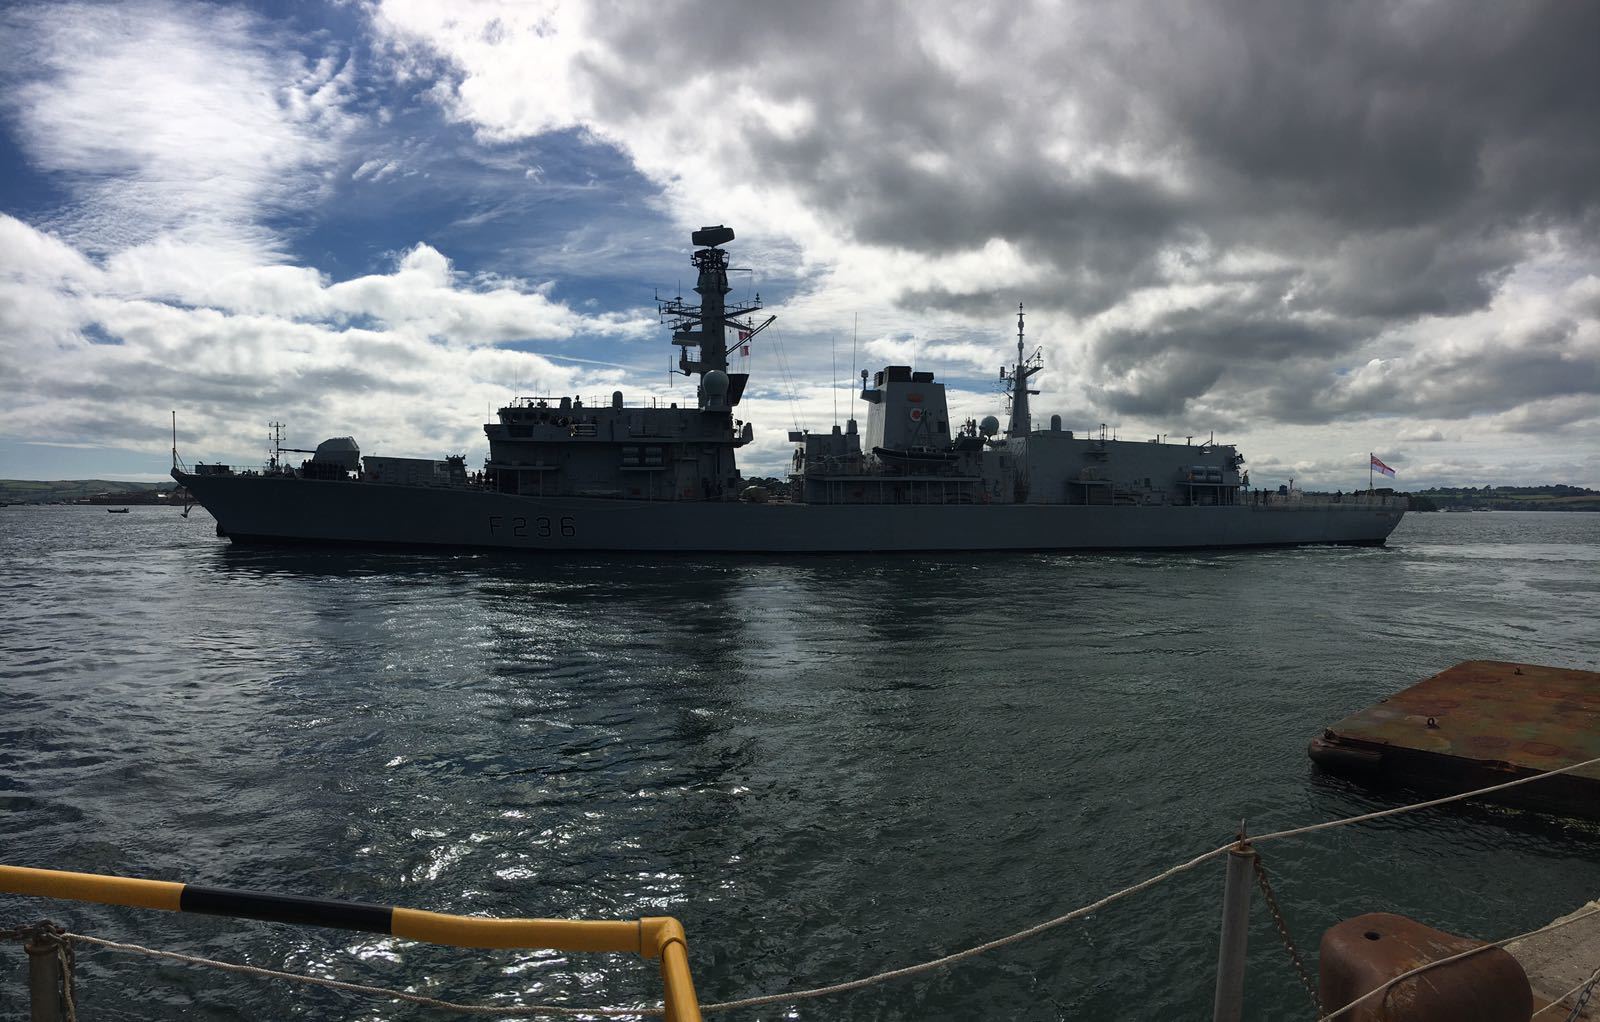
[1, 864, 702, 1021]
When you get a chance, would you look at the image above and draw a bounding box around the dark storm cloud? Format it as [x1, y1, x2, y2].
[869, 168, 1194, 315]
[1291, 230, 1523, 321]
[365, 0, 1600, 453]
[572, 0, 1600, 422]
[1173, 2, 1600, 227]
[1095, 307, 1362, 374]
[1095, 352, 1226, 418]
[1244, 317, 1598, 435]
[1087, 300, 1366, 418]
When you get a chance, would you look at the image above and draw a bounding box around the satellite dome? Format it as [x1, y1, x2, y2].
[979, 415, 1000, 437]
[703, 370, 730, 397]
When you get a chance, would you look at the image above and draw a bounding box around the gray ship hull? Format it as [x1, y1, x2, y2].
[177, 472, 1404, 552]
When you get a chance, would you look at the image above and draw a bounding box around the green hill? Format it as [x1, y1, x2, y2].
[1408, 485, 1600, 512]
[0, 479, 176, 504]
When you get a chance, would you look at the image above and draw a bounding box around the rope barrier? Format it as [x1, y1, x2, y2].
[34, 847, 1246, 1020]
[1248, 752, 1600, 847]
[30, 904, 1600, 1020]
[7, 751, 1598, 1016]
[1532, 959, 1600, 1021]
[700, 840, 1239, 1013]
[1, 920, 77, 1021]
[65, 933, 661, 1018]
[695, 752, 1600, 1013]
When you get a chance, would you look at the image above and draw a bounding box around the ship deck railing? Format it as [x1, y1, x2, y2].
[507, 395, 699, 412]
[803, 473, 984, 483]
[0, 865, 702, 1021]
[1254, 492, 1407, 510]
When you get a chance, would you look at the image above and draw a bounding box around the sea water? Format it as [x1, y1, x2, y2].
[2, 507, 1597, 1019]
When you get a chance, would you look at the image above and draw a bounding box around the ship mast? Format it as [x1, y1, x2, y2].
[268, 420, 286, 470]
[1001, 304, 1042, 437]
[657, 225, 769, 411]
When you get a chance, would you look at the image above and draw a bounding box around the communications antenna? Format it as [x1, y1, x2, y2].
[656, 226, 774, 404]
[851, 314, 859, 410]
[268, 421, 286, 469]
[998, 304, 1043, 437]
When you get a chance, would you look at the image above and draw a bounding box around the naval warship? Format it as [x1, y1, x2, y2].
[174, 226, 1405, 551]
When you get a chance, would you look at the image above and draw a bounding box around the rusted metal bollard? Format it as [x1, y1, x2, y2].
[25, 934, 65, 1022]
[1319, 913, 1531, 1021]
[1212, 839, 1257, 1022]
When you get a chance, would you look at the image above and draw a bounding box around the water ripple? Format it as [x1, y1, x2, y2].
[1, 506, 1597, 1018]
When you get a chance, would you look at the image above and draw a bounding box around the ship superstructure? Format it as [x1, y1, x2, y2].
[481, 226, 759, 504]
[174, 226, 1405, 551]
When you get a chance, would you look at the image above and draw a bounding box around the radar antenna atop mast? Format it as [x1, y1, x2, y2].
[656, 225, 771, 411]
[998, 303, 1043, 438]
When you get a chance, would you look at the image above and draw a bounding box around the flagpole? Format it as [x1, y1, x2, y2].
[1369, 453, 1373, 494]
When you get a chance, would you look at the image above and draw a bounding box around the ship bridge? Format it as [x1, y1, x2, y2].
[480, 226, 767, 502]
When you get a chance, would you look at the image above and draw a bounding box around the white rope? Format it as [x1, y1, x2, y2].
[44, 752, 1600, 1017]
[61, 847, 1240, 1018]
[1316, 904, 1600, 1022]
[1530, 960, 1600, 1019]
[1250, 753, 1600, 846]
[66, 933, 661, 1018]
[696, 754, 1600, 1013]
[699, 840, 1239, 1012]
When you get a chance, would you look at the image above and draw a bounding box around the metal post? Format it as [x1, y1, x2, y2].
[1212, 841, 1257, 1022]
[25, 937, 64, 1022]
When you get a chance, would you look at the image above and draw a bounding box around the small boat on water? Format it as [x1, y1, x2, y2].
[106, 507, 130, 514]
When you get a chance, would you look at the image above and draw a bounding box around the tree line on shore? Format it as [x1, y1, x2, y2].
[1403, 485, 1599, 512]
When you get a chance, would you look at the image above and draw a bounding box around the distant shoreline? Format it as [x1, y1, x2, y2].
[0, 478, 180, 506]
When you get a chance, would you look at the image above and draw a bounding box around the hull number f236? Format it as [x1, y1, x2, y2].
[488, 515, 576, 539]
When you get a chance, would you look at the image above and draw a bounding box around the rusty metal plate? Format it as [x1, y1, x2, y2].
[1324, 661, 1600, 781]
